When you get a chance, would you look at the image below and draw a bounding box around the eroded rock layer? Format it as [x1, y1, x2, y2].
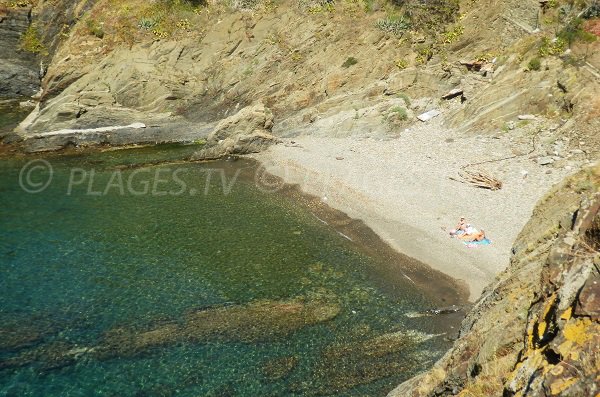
[389, 164, 600, 397]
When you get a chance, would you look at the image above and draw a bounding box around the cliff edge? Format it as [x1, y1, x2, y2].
[389, 164, 600, 396]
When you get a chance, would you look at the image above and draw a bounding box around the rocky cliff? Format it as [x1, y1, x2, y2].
[4, 0, 599, 158]
[0, 6, 39, 97]
[389, 164, 600, 396]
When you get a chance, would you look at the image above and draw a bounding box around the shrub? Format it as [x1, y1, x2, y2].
[19, 24, 47, 55]
[395, 59, 408, 69]
[341, 57, 358, 68]
[376, 15, 411, 36]
[539, 36, 567, 56]
[582, 1, 600, 19]
[527, 57, 541, 71]
[415, 45, 435, 64]
[389, 106, 408, 121]
[558, 17, 597, 45]
[86, 19, 104, 39]
[442, 24, 464, 44]
[404, 0, 460, 34]
[230, 0, 262, 10]
[138, 18, 157, 30]
[397, 92, 411, 107]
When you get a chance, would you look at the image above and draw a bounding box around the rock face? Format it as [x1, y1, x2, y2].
[192, 103, 279, 159]
[388, 164, 600, 397]
[0, 7, 39, 97]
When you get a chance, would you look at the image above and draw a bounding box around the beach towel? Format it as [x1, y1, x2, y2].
[464, 238, 492, 248]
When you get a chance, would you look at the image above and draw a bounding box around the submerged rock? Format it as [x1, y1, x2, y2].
[0, 298, 340, 371]
[299, 330, 438, 395]
[261, 356, 299, 381]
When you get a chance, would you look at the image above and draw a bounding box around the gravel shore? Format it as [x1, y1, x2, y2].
[254, 120, 576, 301]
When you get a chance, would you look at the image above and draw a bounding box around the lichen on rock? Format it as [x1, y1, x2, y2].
[388, 164, 600, 397]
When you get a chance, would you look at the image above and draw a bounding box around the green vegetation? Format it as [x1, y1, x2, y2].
[138, 17, 157, 30]
[305, 0, 335, 14]
[527, 57, 542, 71]
[395, 59, 408, 69]
[557, 17, 597, 46]
[415, 45, 434, 64]
[86, 19, 105, 39]
[397, 92, 411, 107]
[19, 24, 47, 55]
[442, 23, 464, 44]
[341, 56, 358, 68]
[404, 0, 460, 34]
[389, 106, 408, 121]
[376, 14, 411, 36]
[4, 0, 35, 7]
[538, 36, 567, 56]
[130, 0, 207, 40]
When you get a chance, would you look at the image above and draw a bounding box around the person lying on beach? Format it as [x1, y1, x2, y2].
[460, 229, 486, 242]
[449, 217, 468, 236]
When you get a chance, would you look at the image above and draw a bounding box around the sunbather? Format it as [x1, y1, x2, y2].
[461, 229, 487, 242]
[449, 216, 468, 236]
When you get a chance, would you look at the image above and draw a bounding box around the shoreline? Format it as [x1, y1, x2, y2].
[253, 129, 575, 301]
[260, 169, 471, 307]
[0, 133, 574, 303]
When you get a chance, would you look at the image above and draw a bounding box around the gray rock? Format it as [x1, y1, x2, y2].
[518, 114, 536, 120]
[537, 156, 554, 165]
[192, 103, 279, 160]
[0, 8, 40, 98]
[441, 88, 464, 100]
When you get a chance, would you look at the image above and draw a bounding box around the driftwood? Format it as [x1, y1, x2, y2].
[450, 168, 503, 190]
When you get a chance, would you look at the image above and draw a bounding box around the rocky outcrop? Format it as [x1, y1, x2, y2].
[192, 102, 279, 159]
[0, 7, 39, 97]
[388, 164, 600, 397]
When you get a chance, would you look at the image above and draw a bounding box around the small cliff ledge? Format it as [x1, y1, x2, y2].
[389, 164, 600, 396]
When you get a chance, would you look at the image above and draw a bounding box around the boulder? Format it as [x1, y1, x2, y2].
[208, 103, 274, 144]
[193, 103, 279, 160]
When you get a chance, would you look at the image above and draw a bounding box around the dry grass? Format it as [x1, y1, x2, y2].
[586, 94, 600, 121]
[70, 0, 208, 49]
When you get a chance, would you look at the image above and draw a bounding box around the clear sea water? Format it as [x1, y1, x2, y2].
[0, 143, 459, 396]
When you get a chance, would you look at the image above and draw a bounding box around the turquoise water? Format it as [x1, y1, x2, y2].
[0, 147, 455, 396]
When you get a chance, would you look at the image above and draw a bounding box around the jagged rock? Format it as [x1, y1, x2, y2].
[192, 103, 279, 160]
[0, 8, 40, 97]
[388, 164, 600, 397]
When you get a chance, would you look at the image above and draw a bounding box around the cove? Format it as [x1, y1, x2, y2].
[0, 145, 465, 396]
